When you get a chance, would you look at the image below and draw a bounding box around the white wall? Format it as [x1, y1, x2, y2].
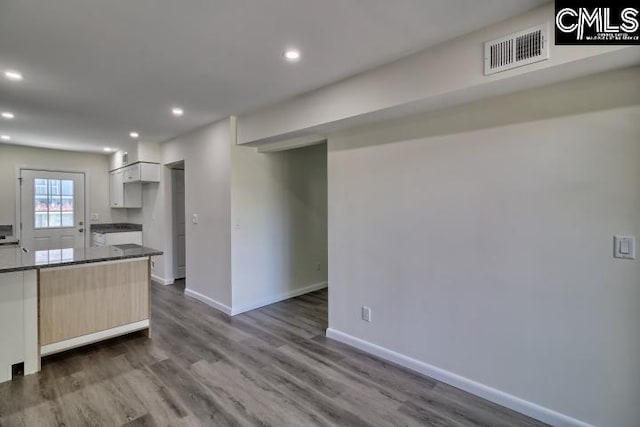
[231, 142, 327, 313]
[0, 144, 127, 232]
[130, 119, 328, 314]
[158, 120, 233, 307]
[327, 69, 640, 427]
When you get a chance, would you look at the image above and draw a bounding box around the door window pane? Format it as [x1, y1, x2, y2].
[35, 179, 48, 195]
[48, 195, 61, 211]
[61, 195, 73, 211]
[61, 212, 74, 227]
[48, 212, 61, 227]
[61, 180, 73, 196]
[35, 196, 48, 212]
[49, 180, 61, 195]
[34, 178, 74, 229]
[35, 212, 48, 228]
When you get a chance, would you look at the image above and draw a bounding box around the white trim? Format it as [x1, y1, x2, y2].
[325, 328, 594, 427]
[231, 281, 328, 316]
[171, 167, 186, 280]
[151, 274, 174, 286]
[184, 288, 232, 316]
[41, 320, 149, 356]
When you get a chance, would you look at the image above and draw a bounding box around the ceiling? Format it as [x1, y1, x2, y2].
[0, 0, 547, 153]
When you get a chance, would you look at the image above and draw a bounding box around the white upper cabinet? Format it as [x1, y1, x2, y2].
[109, 170, 124, 208]
[122, 163, 160, 183]
[110, 170, 142, 208]
[108, 142, 158, 208]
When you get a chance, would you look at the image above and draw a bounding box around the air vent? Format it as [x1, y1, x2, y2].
[484, 24, 549, 75]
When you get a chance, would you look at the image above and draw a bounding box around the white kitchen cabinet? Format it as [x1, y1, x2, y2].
[92, 231, 143, 246]
[109, 170, 124, 208]
[0, 270, 38, 384]
[110, 170, 142, 208]
[0, 272, 24, 382]
[122, 163, 160, 183]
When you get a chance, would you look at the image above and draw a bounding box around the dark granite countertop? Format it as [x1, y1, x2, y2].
[0, 245, 162, 273]
[90, 223, 143, 233]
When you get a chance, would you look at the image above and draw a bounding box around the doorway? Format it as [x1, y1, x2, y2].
[20, 169, 86, 250]
[171, 164, 186, 280]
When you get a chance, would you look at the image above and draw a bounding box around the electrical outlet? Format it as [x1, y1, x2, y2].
[316, 262, 321, 271]
[361, 306, 372, 322]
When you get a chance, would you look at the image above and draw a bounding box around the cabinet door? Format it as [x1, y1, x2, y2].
[139, 163, 160, 183]
[105, 231, 143, 246]
[123, 183, 142, 208]
[123, 165, 140, 183]
[109, 170, 124, 208]
[0, 272, 25, 382]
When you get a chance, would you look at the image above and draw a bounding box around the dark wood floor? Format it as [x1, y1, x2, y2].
[0, 280, 546, 426]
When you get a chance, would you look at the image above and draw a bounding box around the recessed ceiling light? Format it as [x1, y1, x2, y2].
[129, 132, 139, 139]
[283, 49, 301, 62]
[1, 112, 15, 119]
[103, 147, 113, 152]
[171, 107, 184, 117]
[4, 70, 23, 81]
[0, 135, 10, 141]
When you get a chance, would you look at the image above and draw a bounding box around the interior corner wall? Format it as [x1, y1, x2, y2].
[126, 166, 174, 285]
[0, 144, 127, 228]
[327, 69, 640, 427]
[151, 119, 232, 308]
[230, 142, 328, 314]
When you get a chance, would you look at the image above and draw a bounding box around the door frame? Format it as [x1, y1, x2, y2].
[15, 166, 90, 248]
[171, 167, 186, 279]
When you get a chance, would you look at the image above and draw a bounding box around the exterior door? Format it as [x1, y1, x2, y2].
[172, 168, 186, 279]
[20, 170, 85, 250]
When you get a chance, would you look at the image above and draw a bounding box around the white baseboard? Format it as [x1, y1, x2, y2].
[41, 320, 150, 356]
[231, 281, 328, 316]
[151, 274, 174, 286]
[325, 328, 593, 427]
[184, 288, 232, 316]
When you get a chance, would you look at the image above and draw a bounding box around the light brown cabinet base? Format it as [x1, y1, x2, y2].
[39, 258, 150, 350]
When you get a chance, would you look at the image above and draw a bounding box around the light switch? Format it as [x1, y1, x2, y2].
[614, 236, 635, 260]
[192, 214, 199, 224]
[620, 239, 630, 255]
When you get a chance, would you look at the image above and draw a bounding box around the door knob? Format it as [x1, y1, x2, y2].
[79, 228, 84, 233]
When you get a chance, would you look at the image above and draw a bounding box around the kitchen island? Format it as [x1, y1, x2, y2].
[0, 244, 162, 383]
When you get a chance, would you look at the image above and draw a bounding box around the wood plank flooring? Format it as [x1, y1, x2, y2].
[0, 280, 547, 426]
